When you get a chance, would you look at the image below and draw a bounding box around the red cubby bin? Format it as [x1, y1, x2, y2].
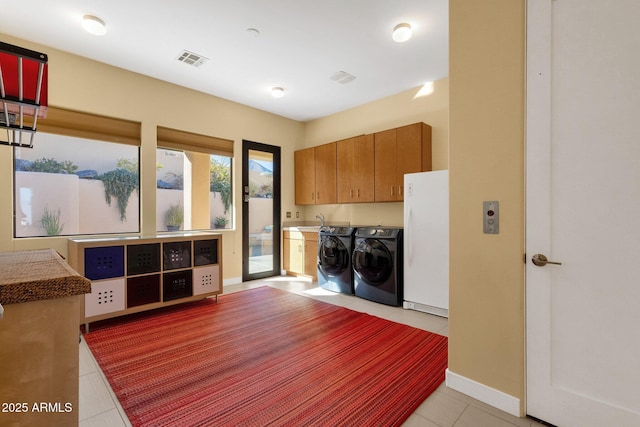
[127, 275, 161, 307]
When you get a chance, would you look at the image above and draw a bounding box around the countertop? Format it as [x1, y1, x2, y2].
[0, 248, 91, 305]
[282, 221, 349, 232]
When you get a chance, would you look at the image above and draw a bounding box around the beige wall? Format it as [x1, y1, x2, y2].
[301, 78, 449, 227]
[2, 2, 529, 413]
[449, 0, 526, 413]
[0, 33, 305, 279]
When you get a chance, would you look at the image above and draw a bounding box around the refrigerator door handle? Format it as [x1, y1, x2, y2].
[407, 204, 413, 264]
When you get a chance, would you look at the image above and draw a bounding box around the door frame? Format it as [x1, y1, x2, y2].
[241, 140, 281, 282]
[525, 0, 552, 418]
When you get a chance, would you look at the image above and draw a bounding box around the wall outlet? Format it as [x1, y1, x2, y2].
[286, 211, 291, 218]
[296, 211, 300, 218]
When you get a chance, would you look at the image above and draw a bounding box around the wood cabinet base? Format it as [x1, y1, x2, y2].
[0, 296, 81, 426]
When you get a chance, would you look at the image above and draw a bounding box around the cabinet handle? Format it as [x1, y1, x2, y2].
[391, 186, 394, 196]
[350, 189, 353, 198]
[311, 192, 315, 200]
[357, 189, 360, 198]
[399, 185, 402, 196]
[316, 192, 320, 200]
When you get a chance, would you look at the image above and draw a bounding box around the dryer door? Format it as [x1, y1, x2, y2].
[318, 236, 350, 277]
[352, 238, 393, 286]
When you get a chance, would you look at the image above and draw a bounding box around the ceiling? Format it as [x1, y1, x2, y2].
[0, 0, 448, 122]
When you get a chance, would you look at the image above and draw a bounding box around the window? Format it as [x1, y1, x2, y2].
[13, 107, 141, 238]
[156, 126, 234, 233]
[14, 133, 140, 237]
[156, 149, 232, 232]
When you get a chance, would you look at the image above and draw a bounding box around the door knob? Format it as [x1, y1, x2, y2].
[531, 253, 562, 267]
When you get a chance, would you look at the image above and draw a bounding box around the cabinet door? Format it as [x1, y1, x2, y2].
[374, 128, 398, 202]
[303, 233, 318, 278]
[291, 239, 303, 274]
[282, 237, 291, 271]
[396, 123, 424, 201]
[336, 137, 356, 203]
[295, 148, 315, 205]
[353, 134, 375, 202]
[314, 142, 337, 204]
[420, 122, 433, 172]
[284, 234, 303, 274]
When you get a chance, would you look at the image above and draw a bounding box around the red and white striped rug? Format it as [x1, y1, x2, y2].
[84, 286, 448, 426]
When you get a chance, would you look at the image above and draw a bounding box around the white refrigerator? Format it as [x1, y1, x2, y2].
[403, 170, 449, 317]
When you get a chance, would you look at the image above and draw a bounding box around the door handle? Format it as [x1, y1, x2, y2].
[531, 253, 562, 267]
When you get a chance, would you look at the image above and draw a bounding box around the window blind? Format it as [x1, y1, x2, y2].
[38, 106, 140, 146]
[157, 126, 233, 156]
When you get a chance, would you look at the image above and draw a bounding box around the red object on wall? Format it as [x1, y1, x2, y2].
[0, 42, 48, 147]
[0, 42, 48, 118]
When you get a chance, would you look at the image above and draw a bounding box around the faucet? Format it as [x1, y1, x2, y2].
[315, 213, 325, 227]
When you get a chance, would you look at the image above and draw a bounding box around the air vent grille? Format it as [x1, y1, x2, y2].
[176, 50, 209, 68]
[330, 71, 356, 84]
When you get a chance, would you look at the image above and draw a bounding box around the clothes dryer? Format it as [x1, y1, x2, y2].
[352, 227, 403, 306]
[317, 226, 356, 294]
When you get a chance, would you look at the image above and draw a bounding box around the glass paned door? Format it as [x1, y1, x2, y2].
[242, 140, 280, 281]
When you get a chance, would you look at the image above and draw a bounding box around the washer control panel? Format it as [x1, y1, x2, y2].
[483, 201, 499, 234]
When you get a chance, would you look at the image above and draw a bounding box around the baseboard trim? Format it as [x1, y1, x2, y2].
[445, 369, 521, 417]
[224, 276, 243, 286]
[403, 300, 448, 318]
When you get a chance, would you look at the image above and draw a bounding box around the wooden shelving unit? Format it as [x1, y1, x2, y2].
[68, 233, 222, 331]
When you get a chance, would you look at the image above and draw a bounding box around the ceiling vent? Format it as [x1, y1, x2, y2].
[330, 71, 356, 84]
[176, 50, 209, 68]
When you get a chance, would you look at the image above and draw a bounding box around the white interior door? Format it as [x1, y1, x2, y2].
[526, 1, 640, 426]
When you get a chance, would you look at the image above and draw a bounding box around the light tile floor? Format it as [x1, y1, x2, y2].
[79, 277, 548, 427]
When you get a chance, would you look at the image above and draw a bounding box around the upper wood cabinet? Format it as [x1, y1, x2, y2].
[374, 122, 432, 202]
[294, 142, 337, 205]
[294, 147, 315, 205]
[336, 134, 375, 203]
[314, 142, 337, 204]
[294, 122, 431, 205]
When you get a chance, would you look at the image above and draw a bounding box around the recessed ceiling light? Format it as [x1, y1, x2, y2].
[271, 87, 285, 98]
[82, 15, 107, 36]
[392, 23, 412, 43]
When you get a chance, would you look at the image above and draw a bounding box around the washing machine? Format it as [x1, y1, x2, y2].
[317, 226, 356, 294]
[352, 227, 403, 306]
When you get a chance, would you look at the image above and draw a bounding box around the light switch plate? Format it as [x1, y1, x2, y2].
[483, 201, 499, 234]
